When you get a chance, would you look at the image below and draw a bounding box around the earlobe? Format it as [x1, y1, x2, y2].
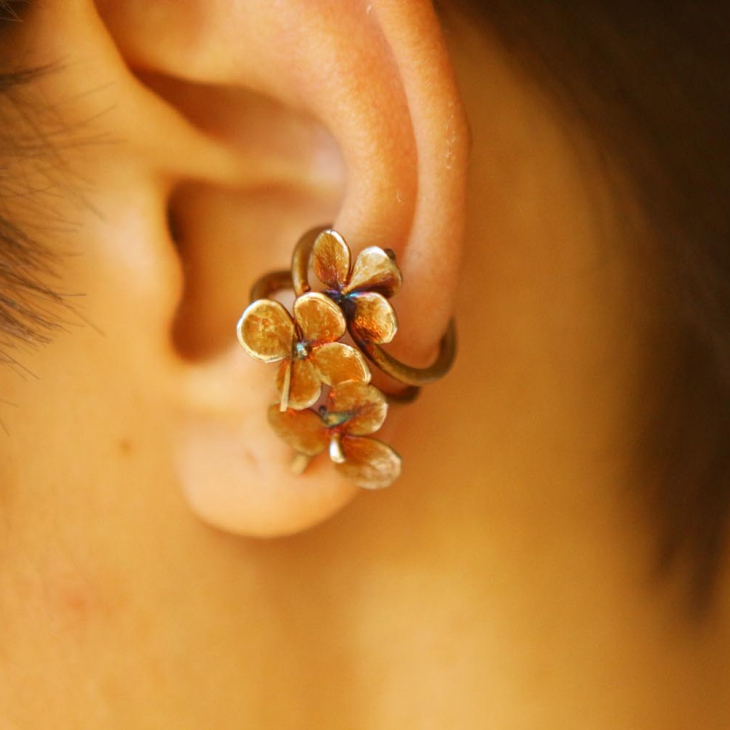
[91, 0, 469, 536]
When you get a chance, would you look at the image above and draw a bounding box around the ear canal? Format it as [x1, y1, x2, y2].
[91, 0, 469, 536]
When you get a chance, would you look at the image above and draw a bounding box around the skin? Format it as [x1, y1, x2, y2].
[0, 0, 729, 728]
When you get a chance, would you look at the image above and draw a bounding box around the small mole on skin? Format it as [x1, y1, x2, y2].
[46, 574, 122, 632]
[119, 438, 133, 455]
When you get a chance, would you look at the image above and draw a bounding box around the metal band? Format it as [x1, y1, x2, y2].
[291, 225, 327, 297]
[352, 319, 457, 387]
[249, 270, 294, 302]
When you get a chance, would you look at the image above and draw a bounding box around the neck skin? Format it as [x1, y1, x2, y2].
[1, 11, 730, 730]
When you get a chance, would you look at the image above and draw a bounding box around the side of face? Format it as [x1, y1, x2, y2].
[0, 2, 678, 728]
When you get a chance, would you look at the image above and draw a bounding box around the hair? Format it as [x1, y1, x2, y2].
[452, 0, 730, 611]
[0, 67, 63, 360]
[0, 0, 63, 361]
[1, 2, 729, 607]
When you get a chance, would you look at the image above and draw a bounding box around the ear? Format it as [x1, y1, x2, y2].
[28, 0, 468, 535]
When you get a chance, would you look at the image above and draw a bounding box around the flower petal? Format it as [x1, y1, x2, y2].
[268, 405, 328, 456]
[293, 292, 346, 344]
[336, 436, 402, 489]
[326, 381, 388, 436]
[311, 342, 371, 386]
[344, 246, 402, 297]
[349, 292, 398, 344]
[276, 357, 322, 411]
[237, 299, 295, 363]
[312, 229, 351, 290]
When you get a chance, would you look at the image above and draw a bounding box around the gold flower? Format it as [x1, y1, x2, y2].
[268, 381, 402, 490]
[237, 292, 370, 411]
[311, 230, 403, 345]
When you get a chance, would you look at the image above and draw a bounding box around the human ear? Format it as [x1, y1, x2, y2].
[20, 0, 469, 535]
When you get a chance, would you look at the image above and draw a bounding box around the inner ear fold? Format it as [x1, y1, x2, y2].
[137, 71, 345, 196]
[136, 73, 346, 360]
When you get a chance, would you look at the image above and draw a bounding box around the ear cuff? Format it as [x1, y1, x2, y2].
[237, 226, 456, 490]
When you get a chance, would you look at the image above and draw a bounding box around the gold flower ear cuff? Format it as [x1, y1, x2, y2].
[237, 226, 456, 490]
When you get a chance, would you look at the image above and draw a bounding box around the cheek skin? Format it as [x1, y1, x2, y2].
[0, 269, 308, 723]
[10, 558, 125, 640]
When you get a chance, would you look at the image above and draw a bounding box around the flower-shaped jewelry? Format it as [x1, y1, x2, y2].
[268, 381, 402, 490]
[237, 291, 370, 411]
[311, 229, 403, 345]
[237, 226, 457, 491]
